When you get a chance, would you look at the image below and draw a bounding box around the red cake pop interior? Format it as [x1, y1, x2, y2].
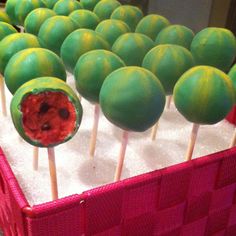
[21, 91, 77, 146]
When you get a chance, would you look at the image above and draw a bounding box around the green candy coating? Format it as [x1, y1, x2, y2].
[69, 9, 100, 29]
[0, 22, 17, 41]
[95, 19, 131, 46]
[0, 33, 41, 74]
[135, 14, 170, 41]
[53, 0, 83, 16]
[112, 33, 154, 66]
[142, 44, 195, 95]
[80, 0, 100, 11]
[99, 66, 166, 132]
[42, 0, 58, 8]
[228, 64, 236, 102]
[155, 24, 195, 49]
[174, 66, 234, 124]
[10, 77, 82, 147]
[38, 16, 78, 55]
[190, 27, 236, 72]
[5, 0, 18, 25]
[111, 5, 143, 32]
[93, 0, 121, 20]
[61, 29, 110, 72]
[0, 10, 12, 24]
[24, 8, 56, 35]
[4, 48, 67, 94]
[74, 49, 125, 103]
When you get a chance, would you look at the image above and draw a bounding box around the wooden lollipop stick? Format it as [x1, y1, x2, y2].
[151, 121, 159, 141]
[185, 123, 200, 161]
[0, 74, 7, 116]
[47, 147, 58, 200]
[89, 104, 100, 158]
[166, 95, 172, 109]
[229, 128, 236, 148]
[114, 130, 129, 182]
[33, 146, 39, 171]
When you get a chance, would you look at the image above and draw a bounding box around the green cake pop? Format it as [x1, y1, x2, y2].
[155, 24, 195, 49]
[4, 48, 67, 94]
[0, 33, 41, 74]
[135, 14, 170, 41]
[0, 22, 17, 41]
[111, 5, 143, 32]
[190, 27, 236, 72]
[24, 8, 56, 35]
[93, 0, 121, 20]
[112, 33, 154, 66]
[228, 64, 236, 101]
[80, 0, 100, 11]
[5, 0, 18, 25]
[61, 29, 110, 72]
[95, 19, 131, 46]
[42, 0, 59, 8]
[69, 9, 100, 30]
[142, 44, 195, 95]
[38, 16, 78, 55]
[0, 10, 12, 24]
[53, 0, 83, 16]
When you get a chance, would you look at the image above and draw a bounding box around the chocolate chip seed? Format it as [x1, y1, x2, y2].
[41, 123, 51, 131]
[39, 102, 50, 114]
[59, 108, 70, 120]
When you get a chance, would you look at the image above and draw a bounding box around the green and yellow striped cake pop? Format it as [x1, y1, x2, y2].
[80, 0, 100, 11]
[53, 0, 83, 16]
[111, 5, 143, 32]
[24, 8, 56, 35]
[112, 32, 154, 66]
[190, 27, 236, 72]
[69, 9, 100, 30]
[4, 48, 67, 94]
[38, 16, 78, 55]
[0, 10, 12, 24]
[155, 24, 195, 50]
[95, 19, 131, 46]
[228, 64, 236, 101]
[0, 33, 41, 74]
[135, 14, 170, 41]
[93, 0, 121, 21]
[5, 0, 18, 25]
[42, 0, 59, 9]
[142, 44, 195, 95]
[0, 22, 17, 41]
[61, 29, 110, 72]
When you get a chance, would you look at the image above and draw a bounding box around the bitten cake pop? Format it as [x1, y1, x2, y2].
[112, 33, 154, 66]
[93, 0, 121, 20]
[4, 48, 67, 94]
[24, 8, 56, 35]
[174, 66, 234, 160]
[42, 0, 58, 9]
[135, 14, 170, 41]
[74, 50, 125, 157]
[0, 10, 12, 24]
[69, 9, 100, 30]
[111, 5, 143, 32]
[61, 29, 110, 72]
[95, 19, 131, 46]
[190, 27, 236, 72]
[0, 22, 17, 41]
[11, 77, 83, 200]
[155, 24, 195, 50]
[53, 0, 83, 16]
[100, 67, 166, 180]
[38, 16, 78, 55]
[80, 0, 100, 11]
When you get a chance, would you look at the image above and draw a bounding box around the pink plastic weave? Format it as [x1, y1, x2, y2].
[1, 147, 236, 235]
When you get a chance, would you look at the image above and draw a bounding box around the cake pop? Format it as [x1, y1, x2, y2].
[80, 0, 100, 11]
[0, 22, 17, 41]
[0, 10, 12, 24]
[53, 0, 83, 16]
[42, 0, 58, 9]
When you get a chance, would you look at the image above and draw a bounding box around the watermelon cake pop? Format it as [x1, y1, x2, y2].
[24, 8, 56, 35]
[38, 16, 78, 55]
[0, 33, 41, 74]
[42, 0, 58, 9]
[155, 25, 195, 49]
[0, 10, 12, 24]
[112, 33, 154, 66]
[53, 0, 83, 16]
[80, 0, 100, 11]
[93, 0, 121, 20]
[0, 22, 17, 41]
[174, 66, 234, 160]
[61, 29, 110, 72]
[5, 0, 18, 25]
[95, 19, 131, 46]
[100, 66, 165, 180]
[69, 9, 100, 30]
[135, 14, 170, 41]
[111, 5, 143, 32]
[190, 27, 236, 72]
[4, 48, 67, 94]
[142, 44, 195, 95]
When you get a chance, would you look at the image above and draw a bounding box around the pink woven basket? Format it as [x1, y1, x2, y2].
[1, 146, 236, 235]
